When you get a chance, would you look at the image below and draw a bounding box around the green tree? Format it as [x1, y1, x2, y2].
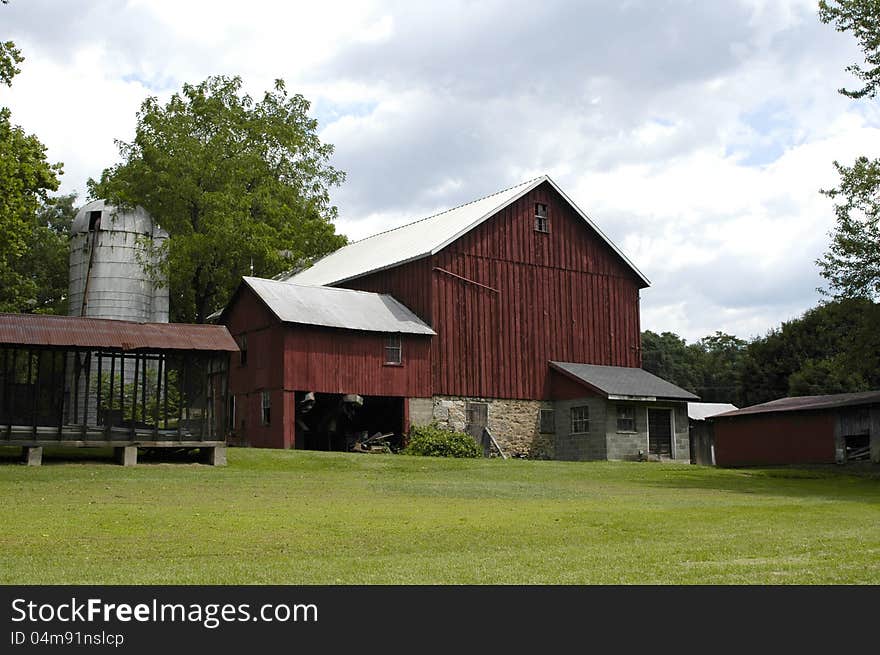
[89, 75, 347, 323]
[15, 193, 77, 314]
[817, 1, 880, 299]
[0, 5, 64, 312]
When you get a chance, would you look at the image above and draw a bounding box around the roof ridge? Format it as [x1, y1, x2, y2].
[247, 276, 399, 300]
[345, 175, 547, 246]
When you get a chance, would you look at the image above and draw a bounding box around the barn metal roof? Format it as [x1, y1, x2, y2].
[688, 402, 738, 421]
[713, 391, 880, 418]
[285, 175, 650, 288]
[550, 362, 699, 401]
[242, 277, 436, 335]
[0, 313, 239, 352]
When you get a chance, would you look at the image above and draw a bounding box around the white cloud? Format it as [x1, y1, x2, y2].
[3, 0, 878, 343]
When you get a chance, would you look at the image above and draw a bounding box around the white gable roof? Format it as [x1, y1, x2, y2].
[241, 277, 435, 335]
[286, 175, 650, 287]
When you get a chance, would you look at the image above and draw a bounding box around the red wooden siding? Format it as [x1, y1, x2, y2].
[714, 413, 836, 466]
[282, 326, 432, 397]
[339, 257, 434, 324]
[429, 181, 642, 400]
[225, 285, 431, 448]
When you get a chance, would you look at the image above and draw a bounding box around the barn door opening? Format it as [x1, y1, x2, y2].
[465, 401, 489, 455]
[648, 408, 672, 457]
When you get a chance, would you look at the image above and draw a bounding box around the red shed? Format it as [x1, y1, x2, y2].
[712, 391, 880, 466]
[222, 277, 434, 449]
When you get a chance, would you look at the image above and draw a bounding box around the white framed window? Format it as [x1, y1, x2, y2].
[570, 405, 589, 434]
[534, 203, 549, 233]
[539, 408, 555, 434]
[261, 391, 271, 425]
[616, 405, 635, 432]
[385, 335, 402, 365]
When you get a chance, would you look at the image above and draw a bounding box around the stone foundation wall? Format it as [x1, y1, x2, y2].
[408, 397, 434, 428]
[428, 396, 555, 458]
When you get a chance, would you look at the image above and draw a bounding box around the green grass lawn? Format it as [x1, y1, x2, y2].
[1, 447, 878, 584]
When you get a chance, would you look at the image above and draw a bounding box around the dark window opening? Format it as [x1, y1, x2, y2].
[385, 335, 402, 365]
[88, 210, 102, 231]
[539, 408, 555, 434]
[261, 390, 270, 425]
[616, 405, 635, 432]
[844, 433, 870, 461]
[534, 203, 549, 233]
[570, 405, 589, 434]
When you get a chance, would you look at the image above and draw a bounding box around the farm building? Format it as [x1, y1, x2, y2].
[688, 402, 737, 465]
[712, 391, 880, 466]
[0, 312, 237, 465]
[222, 175, 698, 460]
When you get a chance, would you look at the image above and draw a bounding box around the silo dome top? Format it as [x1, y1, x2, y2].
[71, 199, 167, 238]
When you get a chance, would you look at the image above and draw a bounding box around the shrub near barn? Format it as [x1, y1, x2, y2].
[403, 425, 481, 458]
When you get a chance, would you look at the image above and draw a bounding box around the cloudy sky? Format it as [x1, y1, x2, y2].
[4, 0, 878, 341]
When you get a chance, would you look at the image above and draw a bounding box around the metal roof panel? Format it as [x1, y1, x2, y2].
[0, 313, 239, 352]
[243, 277, 435, 335]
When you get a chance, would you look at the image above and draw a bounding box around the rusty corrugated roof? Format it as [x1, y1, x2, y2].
[714, 390, 880, 418]
[0, 313, 239, 352]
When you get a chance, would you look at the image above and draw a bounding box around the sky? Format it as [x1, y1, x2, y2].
[3, 0, 879, 341]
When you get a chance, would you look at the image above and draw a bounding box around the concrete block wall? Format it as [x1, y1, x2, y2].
[553, 397, 607, 461]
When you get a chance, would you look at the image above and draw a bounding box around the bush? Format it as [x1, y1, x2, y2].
[402, 424, 481, 458]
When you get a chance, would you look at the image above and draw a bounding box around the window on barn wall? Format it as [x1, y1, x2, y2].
[238, 334, 248, 366]
[616, 405, 635, 432]
[385, 335, 402, 365]
[261, 391, 271, 425]
[539, 408, 555, 434]
[534, 203, 549, 233]
[570, 406, 590, 434]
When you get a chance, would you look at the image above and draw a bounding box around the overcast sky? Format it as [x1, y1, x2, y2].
[4, 0, 878, 341]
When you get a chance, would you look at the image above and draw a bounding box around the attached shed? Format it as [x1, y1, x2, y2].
[549, 362, 698, 461]
[712, 391, 880, 466]
[687, 402, 737, 465]
[0, 312, 238, 465]
[221, 277, 435, 450]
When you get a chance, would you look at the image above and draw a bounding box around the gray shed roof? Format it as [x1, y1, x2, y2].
[285, 175, 649, 288]
[713, 390, 880, 418]
[241, 277, 435, 335]
[550, 362, 699, 401]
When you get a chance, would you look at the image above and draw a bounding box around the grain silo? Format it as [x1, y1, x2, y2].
[68, 199, 169, 322]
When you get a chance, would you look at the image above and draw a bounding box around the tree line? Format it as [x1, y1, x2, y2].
[642, 297, 880, 407]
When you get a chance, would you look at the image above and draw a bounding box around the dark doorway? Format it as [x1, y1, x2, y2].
[648, 408, 672, 457]
[294, 391, 405, 452]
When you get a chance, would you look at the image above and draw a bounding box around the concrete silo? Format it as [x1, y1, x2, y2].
[68, 199, 169, 322]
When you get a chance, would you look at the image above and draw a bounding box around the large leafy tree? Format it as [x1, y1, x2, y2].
[817, 1, 880, 299]
[0, 2, 64, 313]
[90, 75, 347, 323]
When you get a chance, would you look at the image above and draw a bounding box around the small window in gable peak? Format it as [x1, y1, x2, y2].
[534, 203, 549, 233]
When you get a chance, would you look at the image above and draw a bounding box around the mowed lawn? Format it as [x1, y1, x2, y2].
[0, 447, 878, 584]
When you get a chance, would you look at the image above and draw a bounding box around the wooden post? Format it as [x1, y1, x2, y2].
[162, 354, 169, 430]
[72, 351, 79, 424]
[96, 351, 103, 426]
[119, 354, 125, 430]
[82, 351, 91, 436]
[58, 350, 67, 439]
[130, 354, 139, 438]
[178, 355, 186, 439]
[107, 353, 116, 438]
[154, 354, 162, 438]
[31, 350, 40, 436]
[141, 354, 147, 426]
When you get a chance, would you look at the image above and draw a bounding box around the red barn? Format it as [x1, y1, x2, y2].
[223, 175, 697, 458]
[712, 391, 880, 466]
